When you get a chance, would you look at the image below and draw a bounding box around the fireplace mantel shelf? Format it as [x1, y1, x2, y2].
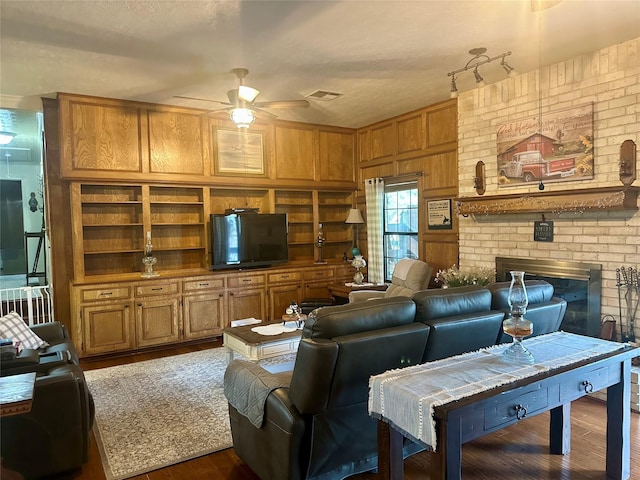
[456, 186, 639, 215]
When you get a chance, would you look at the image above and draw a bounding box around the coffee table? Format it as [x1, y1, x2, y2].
[223, 323, 301, 365]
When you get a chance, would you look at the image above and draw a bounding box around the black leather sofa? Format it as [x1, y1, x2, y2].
[223, 281, 567, 480]
[0, 321, 94, 479]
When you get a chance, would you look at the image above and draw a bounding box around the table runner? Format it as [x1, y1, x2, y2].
[369, 332, 629, 450]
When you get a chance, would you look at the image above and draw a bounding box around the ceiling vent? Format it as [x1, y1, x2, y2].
[306, 90, 343, 101]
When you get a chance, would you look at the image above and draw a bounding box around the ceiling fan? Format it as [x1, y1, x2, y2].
[174, 68, 310, 127]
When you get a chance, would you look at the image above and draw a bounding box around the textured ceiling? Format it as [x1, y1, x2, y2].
[0, 0, 639, 128]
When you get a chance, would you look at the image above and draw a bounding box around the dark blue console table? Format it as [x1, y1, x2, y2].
[374, 339, 638, 480]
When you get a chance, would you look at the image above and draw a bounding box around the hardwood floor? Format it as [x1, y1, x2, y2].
[50, 343, 639, 480]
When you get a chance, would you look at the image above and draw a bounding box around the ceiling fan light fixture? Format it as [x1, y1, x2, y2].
[238, 85, 260, 103]
[230, 108, 256, 128]
[0, 131, 16, 145]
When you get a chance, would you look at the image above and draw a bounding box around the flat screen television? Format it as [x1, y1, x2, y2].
[210, 213, 289, 270]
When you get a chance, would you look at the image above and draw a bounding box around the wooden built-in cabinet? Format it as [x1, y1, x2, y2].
[71, 183, 356, 279]
[46, 92, 459, 358]
[71, 262, 351, 357]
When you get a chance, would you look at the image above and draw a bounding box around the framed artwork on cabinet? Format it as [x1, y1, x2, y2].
[214, 128, 266, 176]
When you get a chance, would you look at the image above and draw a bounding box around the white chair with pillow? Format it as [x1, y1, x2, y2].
[348, 258, 433, 303]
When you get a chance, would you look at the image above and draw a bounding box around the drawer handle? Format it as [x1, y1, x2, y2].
[199, 283, 210, 287]
[582, 380, 594, 394]
[282, 275, 289, 279]
[100, 292, 113, 296]
[514, 404, 527, 420]
[242, 279, 252, 283]
[152, 287, 163, 291]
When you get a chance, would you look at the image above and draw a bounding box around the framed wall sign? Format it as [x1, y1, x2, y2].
[427, 199, 452, 230]
[496, 103, 594, 187]
[214, 128, 266, 176]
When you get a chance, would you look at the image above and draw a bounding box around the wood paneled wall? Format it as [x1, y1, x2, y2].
[356, 99, 459, 277]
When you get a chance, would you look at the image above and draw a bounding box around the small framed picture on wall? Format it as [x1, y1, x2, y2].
[427, 199, 452, 230]
[214, 128, 266, 176]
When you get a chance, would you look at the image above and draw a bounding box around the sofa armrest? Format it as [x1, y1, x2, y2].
[348, 290, 386, 303]
[224, 360, 292, 428]
[0, 369, 86, 478]
[30, 322, 68, 343]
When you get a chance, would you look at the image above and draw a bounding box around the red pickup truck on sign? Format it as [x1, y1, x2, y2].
[500, 150, 576, 183]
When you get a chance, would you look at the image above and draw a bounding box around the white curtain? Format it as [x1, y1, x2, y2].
[365, 177, 385, 284]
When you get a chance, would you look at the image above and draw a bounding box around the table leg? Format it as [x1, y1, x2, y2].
[434, 417, 462, 480]
[606, 358, 632, 480]
[549, 403, 571, 454]
[377, 420, 404, 480]
[224, 346, 234, 365]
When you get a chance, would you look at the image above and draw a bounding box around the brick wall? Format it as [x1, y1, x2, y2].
[457, 37, 640, 341]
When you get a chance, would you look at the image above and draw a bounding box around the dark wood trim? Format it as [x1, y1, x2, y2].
[457, 186, 639, 215]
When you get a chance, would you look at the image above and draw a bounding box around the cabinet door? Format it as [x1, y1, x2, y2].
[183, 292, 226, 339]
[228, 288, 266, 323]
[82, 301, 134, 355]
[135, 296, 181, 347]
[304, 281, 332, 300]
[148, 111, 204, 175]
[61, 98, 143, 176]
[269, 284, 303, 323]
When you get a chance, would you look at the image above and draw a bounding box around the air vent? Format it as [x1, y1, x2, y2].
[306, 90, 343, 101]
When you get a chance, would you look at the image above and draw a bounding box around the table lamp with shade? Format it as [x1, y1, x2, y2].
[345, 208, 365, 257]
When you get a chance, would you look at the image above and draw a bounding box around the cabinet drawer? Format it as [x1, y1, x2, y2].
[484, 386, 549, 430]
[228, 274, 266, 288]
[560, 366, 615, 402]
[81, 286, 132, 302]
[135, 282, 180, 296]
[184, 278, 225, 292]
[268, 271, 302, 284]
[304, 269, 333, 281]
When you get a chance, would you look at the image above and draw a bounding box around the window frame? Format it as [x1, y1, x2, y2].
[382, 180, 419, 281]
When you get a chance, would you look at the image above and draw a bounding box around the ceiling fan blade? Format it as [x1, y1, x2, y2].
[174, 95, 231, 106]
[198, 106, 232, 117]
[254, 108, 277, 119]
[253, 99, 310, 109]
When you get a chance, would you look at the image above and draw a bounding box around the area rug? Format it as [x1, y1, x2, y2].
[84, 348, 296, 480]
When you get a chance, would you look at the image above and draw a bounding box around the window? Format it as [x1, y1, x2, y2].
[383, 181, 418, 281]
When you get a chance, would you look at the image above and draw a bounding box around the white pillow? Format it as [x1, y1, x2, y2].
[0, 311, 49, 350]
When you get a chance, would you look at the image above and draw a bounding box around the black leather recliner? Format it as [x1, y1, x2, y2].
[224, 297, 430, 480]
[0, 321, 94, 478]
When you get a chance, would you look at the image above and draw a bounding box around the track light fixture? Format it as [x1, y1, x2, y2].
[450, 76, 458, 98]
[447, 48, 516, 95]
[473, 67, 486, 86]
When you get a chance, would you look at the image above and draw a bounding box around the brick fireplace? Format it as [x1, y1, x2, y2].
[496, 257, 602, 337]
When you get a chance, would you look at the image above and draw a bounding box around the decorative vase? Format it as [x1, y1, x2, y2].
[141, 232, 160, 278]
[502, 271, 534, 364]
